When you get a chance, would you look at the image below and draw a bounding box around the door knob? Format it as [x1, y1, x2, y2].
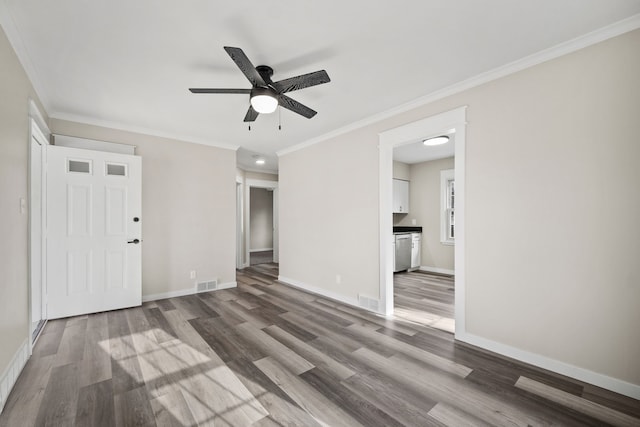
[127, 239, 141, 244]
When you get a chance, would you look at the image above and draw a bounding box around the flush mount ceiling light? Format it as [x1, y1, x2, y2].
[250, 87, 278, 114]
[423, 135, 450, 146]
[252, 155, 266, 165]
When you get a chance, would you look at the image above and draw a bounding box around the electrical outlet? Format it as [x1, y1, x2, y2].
[411, 218, 417, 225]
[336, 274, 341, 284]
[190, 270, 197, 279]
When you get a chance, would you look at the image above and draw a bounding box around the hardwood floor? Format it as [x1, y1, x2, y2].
[250, 250, 274, 266]
[2, 263, 639, 426]
[394, 270, 455, 333]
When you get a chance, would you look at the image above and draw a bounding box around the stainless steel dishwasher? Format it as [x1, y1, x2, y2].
[394, 233, 412, 272]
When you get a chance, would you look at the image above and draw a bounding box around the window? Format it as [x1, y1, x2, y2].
[440, 169, 455, 245]
[106, 162, 127, 177]
[67, 159, 92, 174]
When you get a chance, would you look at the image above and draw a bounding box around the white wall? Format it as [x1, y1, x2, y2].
[392, 161, 410, 180]
[50, 119, 237, 297]
[397, 157, 455, 271]
[250, 188, 273, 251]
[279, 29, 640, 391]
[279, 133, 381, 301]
[0, 25, 47, 387]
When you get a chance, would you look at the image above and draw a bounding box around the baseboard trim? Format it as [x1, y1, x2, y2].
[419, 266, 455, 276]
[278, 275, 381, 315]
[0, 338, 29, 414]
[456, 331, 640, 400]
[142, 281, 237, 302]
[249, 248, 273, 253]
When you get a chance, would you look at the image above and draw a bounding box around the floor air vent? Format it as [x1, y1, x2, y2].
[196, 279, 218, 293]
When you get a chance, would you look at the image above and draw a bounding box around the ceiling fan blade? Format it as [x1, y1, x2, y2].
[272, 70, 330, 93]
[278, 95, 317, 119]
[243, 105, 259, 122]
[189, 88, 251, 94]
[224, 46, 266, 87]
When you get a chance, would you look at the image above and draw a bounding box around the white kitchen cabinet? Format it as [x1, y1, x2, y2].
[410, 233, 421, 271]
[393, 179, 409, 213]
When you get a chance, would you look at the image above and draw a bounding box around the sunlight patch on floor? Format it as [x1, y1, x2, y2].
[101, 329, 269, 425]
[394, 307, 455, 333]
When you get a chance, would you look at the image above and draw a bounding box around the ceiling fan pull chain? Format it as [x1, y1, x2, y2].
[248, 124, 251, 131]
[278, 105, 282, 130]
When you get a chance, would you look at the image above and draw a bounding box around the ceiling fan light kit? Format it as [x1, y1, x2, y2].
[189, 46, 330, 124]
[250, 87, 278, 114]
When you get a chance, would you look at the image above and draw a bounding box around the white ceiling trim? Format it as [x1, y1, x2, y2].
[277, 13, 640, 159]
[49, 111, 239, 151]
[0, 0, 51, 113]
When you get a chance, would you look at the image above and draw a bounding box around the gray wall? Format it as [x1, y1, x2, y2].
[279, 29, 640, 389]
[51, 119, 237, 296]
[0, 25, 47, 380]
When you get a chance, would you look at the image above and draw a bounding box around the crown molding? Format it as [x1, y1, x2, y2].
[49, 111, 239, 151]
[278, 13, 640, 158]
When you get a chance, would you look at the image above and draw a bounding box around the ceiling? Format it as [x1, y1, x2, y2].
[3, 1, 640, 173]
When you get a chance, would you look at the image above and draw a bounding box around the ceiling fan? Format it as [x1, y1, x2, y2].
[189, 46, 330, 122]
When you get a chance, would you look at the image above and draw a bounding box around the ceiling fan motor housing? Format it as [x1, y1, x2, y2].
[256, 65, 274, 81]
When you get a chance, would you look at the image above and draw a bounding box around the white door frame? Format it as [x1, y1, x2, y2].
[272, 187, 279, 263]
[28, 100, 50, 354]
[245, 179, 278, 267]
[378, 106, 467, 338]
[235, 177, 244, 269]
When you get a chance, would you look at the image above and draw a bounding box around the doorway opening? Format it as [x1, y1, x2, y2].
[392, 146, 456, 333]
[243, 179, 279, 268]
[249, 187, 274, 265]
[378, 106, 467, 339]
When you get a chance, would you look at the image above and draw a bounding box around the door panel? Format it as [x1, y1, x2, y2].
[47, 145, 142, 319]
[68, 251, 91, 294]
[68, 184, 92, 236]
[106, 186, 127, 235]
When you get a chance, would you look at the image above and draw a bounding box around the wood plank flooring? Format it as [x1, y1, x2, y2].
[250, 250, 273, 266]
[1, 263, 639, 426]
[394, 270, 455, 333]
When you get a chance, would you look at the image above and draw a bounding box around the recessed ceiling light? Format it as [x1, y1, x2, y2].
[255, 158, 266, 165]
[423, 135, 449, 146]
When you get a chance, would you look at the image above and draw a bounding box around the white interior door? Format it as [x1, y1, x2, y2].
[46, 145, 142, 318]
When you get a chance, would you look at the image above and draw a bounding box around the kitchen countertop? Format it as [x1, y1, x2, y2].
[393, 226, 422, 234]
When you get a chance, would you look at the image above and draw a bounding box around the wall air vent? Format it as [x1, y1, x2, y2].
[196, 279, 218, 293]
[358, 295, 380, 312]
